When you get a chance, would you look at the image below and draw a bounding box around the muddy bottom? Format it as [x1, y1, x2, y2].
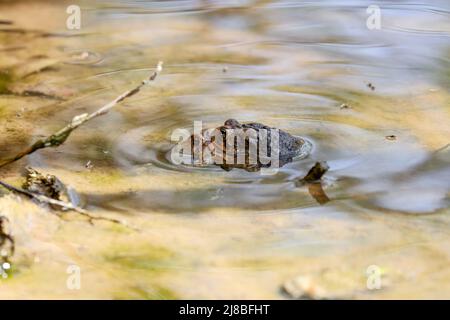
[0, 0, 449, 299]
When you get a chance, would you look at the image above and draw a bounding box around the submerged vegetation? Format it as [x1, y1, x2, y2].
[0, 71, 12, 94]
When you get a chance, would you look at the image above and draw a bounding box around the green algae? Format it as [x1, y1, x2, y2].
[0, 71, 12, 94]
[114, 285, 178, 300]
[103, 244, 175, 272]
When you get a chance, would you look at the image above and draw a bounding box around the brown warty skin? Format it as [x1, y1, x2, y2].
[188, 119, 311, 172]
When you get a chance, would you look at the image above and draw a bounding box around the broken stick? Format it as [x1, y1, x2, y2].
[0, 61, 163, 168]
[0, 179, 131, 227]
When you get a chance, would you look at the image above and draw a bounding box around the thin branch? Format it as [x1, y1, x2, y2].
[433, 143, 450, 154]
[0, 62, 161, 229]
[0, 179, 85, 212]
[0, 61, 163, 168]
[295, 161, 330, 205]
[0, 179, 133, 228]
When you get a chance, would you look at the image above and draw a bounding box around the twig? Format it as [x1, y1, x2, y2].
[0, 62, 161, 229]
[0, 61, 163, 168]
[433, 143, 450, 154]
[295, 162, 330, 205]
[0, 180, 133, 228]
[0, 178, 85, 212]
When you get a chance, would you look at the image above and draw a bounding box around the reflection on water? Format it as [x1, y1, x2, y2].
[0, 0, 449, 299]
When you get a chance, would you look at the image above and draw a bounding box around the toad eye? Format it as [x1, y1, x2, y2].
[224, 119, 241, 128]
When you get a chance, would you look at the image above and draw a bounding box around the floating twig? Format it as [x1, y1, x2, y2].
[296, 161, 330, 205]
[301, 161, 329, 183]
[0, 61, 163, 168]
[0, 61, 157, 260]
[0, 179, 84, 213]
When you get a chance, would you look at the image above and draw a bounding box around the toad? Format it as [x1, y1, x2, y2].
[175, 119, 312, 172]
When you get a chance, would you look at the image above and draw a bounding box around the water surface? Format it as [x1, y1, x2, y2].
[0, 0, 449, 299]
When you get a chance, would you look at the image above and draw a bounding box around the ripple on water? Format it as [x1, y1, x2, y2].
[64, 50, 104, 65]
[106, 111, 433, 214]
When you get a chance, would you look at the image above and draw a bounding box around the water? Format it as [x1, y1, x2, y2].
[0, 0, 449, 299]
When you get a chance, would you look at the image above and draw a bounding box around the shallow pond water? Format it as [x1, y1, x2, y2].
[0, 0, 449, 299]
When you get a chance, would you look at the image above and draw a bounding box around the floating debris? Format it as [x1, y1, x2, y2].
[296, 162, 330, 205]
[75, 51, 90, 60]
[385, 135, 397, 141]
[367, 82, 376, 91]
[22, 167, 80, 210]
[301, 161, 329, 183]
[339, 103, 351, 110]
[65, 50, 103, 65]
[85, 160, 94, 170]
[282, 276, 328, 300]
[0, 61, 163, 169]
[20, 89, 65, 101]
